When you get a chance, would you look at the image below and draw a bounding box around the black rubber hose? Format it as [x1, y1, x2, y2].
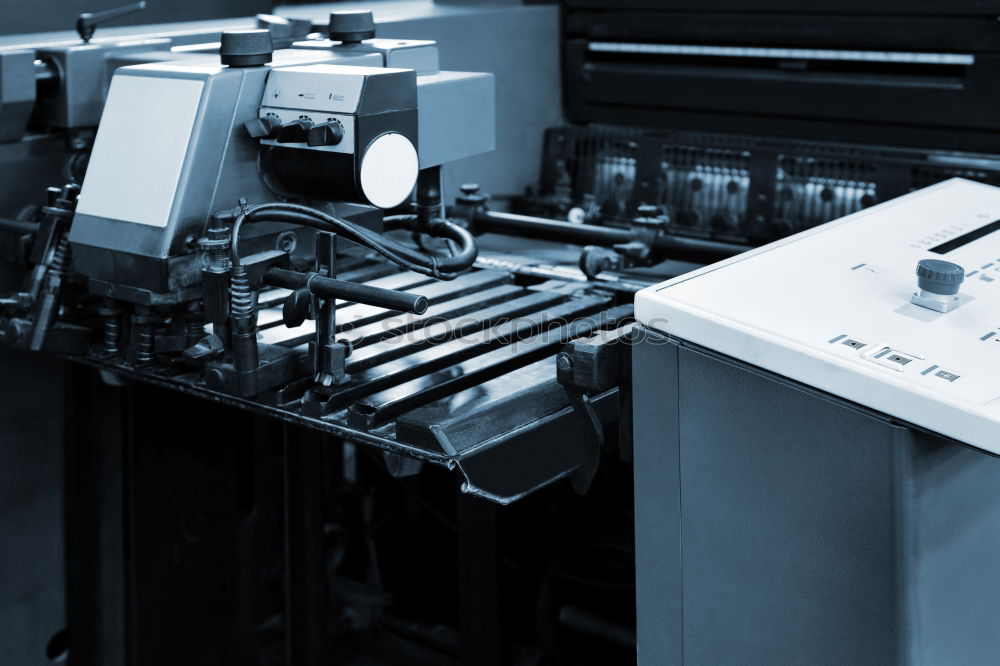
[382, 214, 478, 272]
[226, 203, 477, 279]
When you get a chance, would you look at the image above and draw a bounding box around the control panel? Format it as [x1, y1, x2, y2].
[635, 178, 1000, 455]
[255, 64, 416, 155]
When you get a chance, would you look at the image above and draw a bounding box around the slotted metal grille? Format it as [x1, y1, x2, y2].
[81, 264, 633, 503]
[528, 126, 1000, 244]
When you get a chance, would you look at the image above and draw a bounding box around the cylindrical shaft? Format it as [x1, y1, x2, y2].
[265, 268, 428, 314]
[416, 165, 444, 226]
[0, 217, 41, 236]
[469, 209, 753, 263]
[475, 210, 636, 245]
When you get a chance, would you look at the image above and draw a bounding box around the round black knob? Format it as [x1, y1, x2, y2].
[244, 115, 280, 140]
[220, 29, 273, 67]
[328, 10, 375, 44]
[916, 259, 965, 295]
[276, 119, 313, 144]
[307, 121, 345, 147]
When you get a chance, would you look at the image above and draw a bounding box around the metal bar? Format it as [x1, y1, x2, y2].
[653, 234, 753, 262]
[473, 256, 656, 293]
[351, 270, 433, 292]
[263, 270, 510, 347]
[313, 233, 338, 381]
[474, 209, 636, 245]
[319, 295, 612, 410]
[71, 356, 451, 464]
[258, 270, 431, 325]
[340, 284, 525, 350]
[265, 267, 429, 315]
[470, 209, 753, 262]
[346, 290, 568, 372]
[0, 217, 40, 235]
[257, 284, 524, 332]
[259, 269, 427, 309]
[352, 304, 634, 425]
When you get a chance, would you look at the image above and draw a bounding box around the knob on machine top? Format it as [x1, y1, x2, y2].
[328, 10, 376, 44]
[913, 258, 965, 312]
[220, 29, 274, 67]
[916, 258, 965, 295]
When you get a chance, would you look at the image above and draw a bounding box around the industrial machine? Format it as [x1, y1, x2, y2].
[0, 6, 645, 664]
[6, 0, 1000, 664]
[633, 177, 1000, 664]
[0, 4, 726, 506]
[0, 9, 599, 499]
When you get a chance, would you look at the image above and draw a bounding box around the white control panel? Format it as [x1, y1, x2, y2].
[635, 178, 1000, 455]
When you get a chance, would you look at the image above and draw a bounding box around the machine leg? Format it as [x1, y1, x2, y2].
[458, 493, 501, 666]
[64, 365, 128, 666]
[283, 427, 326, 666]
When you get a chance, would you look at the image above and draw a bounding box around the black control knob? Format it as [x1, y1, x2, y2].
[307, 121, 345, 147]
[276, 119, 313, 143]
[244, 115, 280, 140]
[220, 29, 273, 67]
[328, 10, 375, 44]
[916, 259, 965, 296]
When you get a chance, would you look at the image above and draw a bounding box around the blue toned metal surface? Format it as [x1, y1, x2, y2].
[1, 0, 267, 37]
[633, 328, 1000, 665]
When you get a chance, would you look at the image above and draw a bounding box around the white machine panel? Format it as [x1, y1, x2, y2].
[75, 73, 204, 228]
[261, 63, 409, 114]
[635, 178, 1000, 454]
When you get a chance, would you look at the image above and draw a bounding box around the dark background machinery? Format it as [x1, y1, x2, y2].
[4, 1, 1000, 665]
[516, 0, 1000, 248]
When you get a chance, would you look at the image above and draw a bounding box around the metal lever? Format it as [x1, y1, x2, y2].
[264, 267, 429, 314]
[557, 323, 635, 494]
[76, 1, 146, 42]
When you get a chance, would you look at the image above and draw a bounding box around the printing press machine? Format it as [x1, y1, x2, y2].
[4, 1, 1000, 664]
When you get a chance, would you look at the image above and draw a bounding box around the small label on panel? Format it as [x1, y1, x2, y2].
[263, 65, 367, 114]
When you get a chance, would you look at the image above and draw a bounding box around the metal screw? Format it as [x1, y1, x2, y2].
[276, 231, 297, 253]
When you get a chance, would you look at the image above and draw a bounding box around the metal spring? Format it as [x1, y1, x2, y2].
[229, 265, 255, 319]
[103, 317, 121, 354]
[132, 305, 155, 365]
[185, 317, 205, 345]
[49, 235, 70, 277]
[134, 327, 154, 364]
